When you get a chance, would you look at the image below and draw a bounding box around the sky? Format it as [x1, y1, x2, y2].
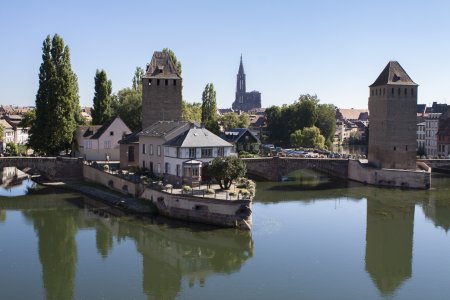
[1, 0, 450, 109]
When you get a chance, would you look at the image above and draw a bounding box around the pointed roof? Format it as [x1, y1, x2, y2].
[370, 61, 417, 87]
[164, 126, 232, 148]
[142, 51, 181, 79]
[238, 54, 245, 74]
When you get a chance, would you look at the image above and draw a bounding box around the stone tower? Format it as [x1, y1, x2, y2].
[368, 61, 418, 169]
[232, 55, 261, 112]
[142, 51, 182, 129]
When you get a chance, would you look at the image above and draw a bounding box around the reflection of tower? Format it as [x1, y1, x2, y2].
[422, 198, 450, 232]
[24, 209, 78, 300]
[365, 197, 414, 295]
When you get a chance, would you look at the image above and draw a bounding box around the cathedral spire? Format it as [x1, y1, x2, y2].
[238, 54, 245, 75]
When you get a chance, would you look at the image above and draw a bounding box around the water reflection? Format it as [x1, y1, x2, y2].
[20, 197, 253, 300]
[365, 195, 415, 296]
[0, 167, 36, 197]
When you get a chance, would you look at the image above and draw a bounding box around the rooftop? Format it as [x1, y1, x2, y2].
[139, 121, 191, 137]
[164, 126, 233, 148]
[142, 51, 181, 80]
[370, 61, 417, 87]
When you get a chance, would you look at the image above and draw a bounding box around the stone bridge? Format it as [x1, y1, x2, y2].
[0, 157, 83, 181]
[242, 157, 349, 181]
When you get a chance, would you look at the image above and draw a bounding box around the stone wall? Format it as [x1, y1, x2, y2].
[348, 160, 430, 189]
[141, 188, 252, 230]
[0, 157, 83, 180]
[83, 164, 144, 197]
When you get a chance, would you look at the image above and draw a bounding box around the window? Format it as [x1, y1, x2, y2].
[201, 148, 212, 158]
[85, 140, 92, 149]
[173, 79, 177, 86]
[110, 131, 114, 136]
[104, 140, 111, 149]
[165, 162, 170, 174]
[157, 145, 161, 156]
[142, 143, 147, 154]
[189, 148, 196, 158]
[150, 144, 153, 155]
[157, 163, 161, 174]
[157, 79, 160, 86]
[217, 147, 225, 157]
[176, 164, 180, 176]
[142, 160, 146, 168]
[148, 79, 152, 86]
[165, 79, 168, 86]
[394, 146, 396, 151]
[404, 88, 407, 95]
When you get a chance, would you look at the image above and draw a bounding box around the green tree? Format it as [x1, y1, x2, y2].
[315, 103, 336, 146]
[301, 126, 325, 149]
[290, 129, 303, 149]
[201, 83, 219, 134]
[29, 34, 82, 155]
[181, 101, 202, 123]
[5, 142, 19, 156]
[265, 105, 283, 142]
[132, 67, 144, 91]
[91, 69, 112, 125]
[162, 48, 182, 75]
[208, 156, 247, 189]
[220, 112, 250, 130]
[19, 109, 36, 128]
[295, 94, 319, 129]
[111, 88, 142, 132]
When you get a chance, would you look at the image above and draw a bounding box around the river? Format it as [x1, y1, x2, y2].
[1, 168, 450, 299]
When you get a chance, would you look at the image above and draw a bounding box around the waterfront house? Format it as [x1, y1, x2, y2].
[118, 131, 140, 170]
[0, 119, 15, 153]
[163, 125, 234, 186]
[220, 128, 260, 154]
[74, 116, 131, 161]
[138, 121, 192, 176]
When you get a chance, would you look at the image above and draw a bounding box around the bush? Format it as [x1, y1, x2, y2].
[239, 189, 250, 197]
[238, 151, 254, 158]
[182, 185, 192, 193]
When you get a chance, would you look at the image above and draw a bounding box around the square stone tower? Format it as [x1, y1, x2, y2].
[142, 51, 182, 129]
[368, 61, 418, 169]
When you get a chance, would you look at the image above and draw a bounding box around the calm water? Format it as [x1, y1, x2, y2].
[1, 169, 450, 299]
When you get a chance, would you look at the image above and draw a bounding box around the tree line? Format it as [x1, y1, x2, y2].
[265, 94, 336, 149]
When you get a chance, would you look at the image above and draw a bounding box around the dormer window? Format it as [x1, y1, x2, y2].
[110, 131, 114, 136]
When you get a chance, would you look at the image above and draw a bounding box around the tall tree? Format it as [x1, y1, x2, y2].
[29, 34, 82, 155]
[111, 88, 142, 132]
[201, 83, 220, 134]
[295, 94, 319, 129]
[132, 67, 144, 91]
[162, 48, 182, 75]
[315, 103, 336, 146]
[91, 69, 112, 125]
[181, 100, 202, 123]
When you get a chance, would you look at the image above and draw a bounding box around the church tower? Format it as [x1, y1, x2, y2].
[141, 51, 182, 129]
[368, 61, 418, 169]
[232, 55, 261, 112]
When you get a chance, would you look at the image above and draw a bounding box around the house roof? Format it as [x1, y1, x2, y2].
[337, 108, 369, 121]
[164, 126, 233, 148]
[417, 104, 426, 114]
[78, 125, 102, 138]
[91, 117, 119, 139]
[370, 61, 417, 87]
[0, 119, 13, 130]
[426, 102, 448, 114]
[139, 121, 191, 137]
[142, 51, 181, 80]
[220, 128, 260, 144]
[118, 131, 140, 144]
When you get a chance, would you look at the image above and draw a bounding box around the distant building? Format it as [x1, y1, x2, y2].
[334, 108, 368, 145]
[425, 113, 442, 157]
[141, 51, 182, 129]
[75, 116, 131, 161]
[220, 128, 260, 154]
[437, 108, 450, 157]
[368, 61, 417, 169]
[231, 56, 261, 112]
[417, 122, 425, 151]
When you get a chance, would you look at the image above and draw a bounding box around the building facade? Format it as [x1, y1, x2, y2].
[425, 113, 441, 157]
[417, 122, 425, 152]
[141, 51, 182, 129]
[368, 61, 417, 169]
[231, 56, 261, 112]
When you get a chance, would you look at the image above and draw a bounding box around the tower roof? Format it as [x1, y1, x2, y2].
[143, 51, 181, 79]
[370, 61, 417, 87]
[238, 54, 245, 74]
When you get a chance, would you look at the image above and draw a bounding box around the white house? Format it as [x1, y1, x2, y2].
[75, 116, 131, 161]
[162, 125, 234, 186]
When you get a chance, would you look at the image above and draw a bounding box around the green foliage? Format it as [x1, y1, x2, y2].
[220, 112, 250, 130]
[208, 156, 247, 189]
[111, 87, 142, 132]
[238, 151, 254, 158]
[0, 125, 4, 142]
[182, 185, 192, 192]
[181, 101, 202, 122]
[290, 130, 303, 149]
[132, 67, 144, 91]
[302, 126, 326, 148]
[19, 110, 36, 128]
[29, 34, 82, 155]
[4, 142, 26, 156]
[162, 48, 182, 75]
[266, 94, 334, 146]
[91, 69, 112, 125]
